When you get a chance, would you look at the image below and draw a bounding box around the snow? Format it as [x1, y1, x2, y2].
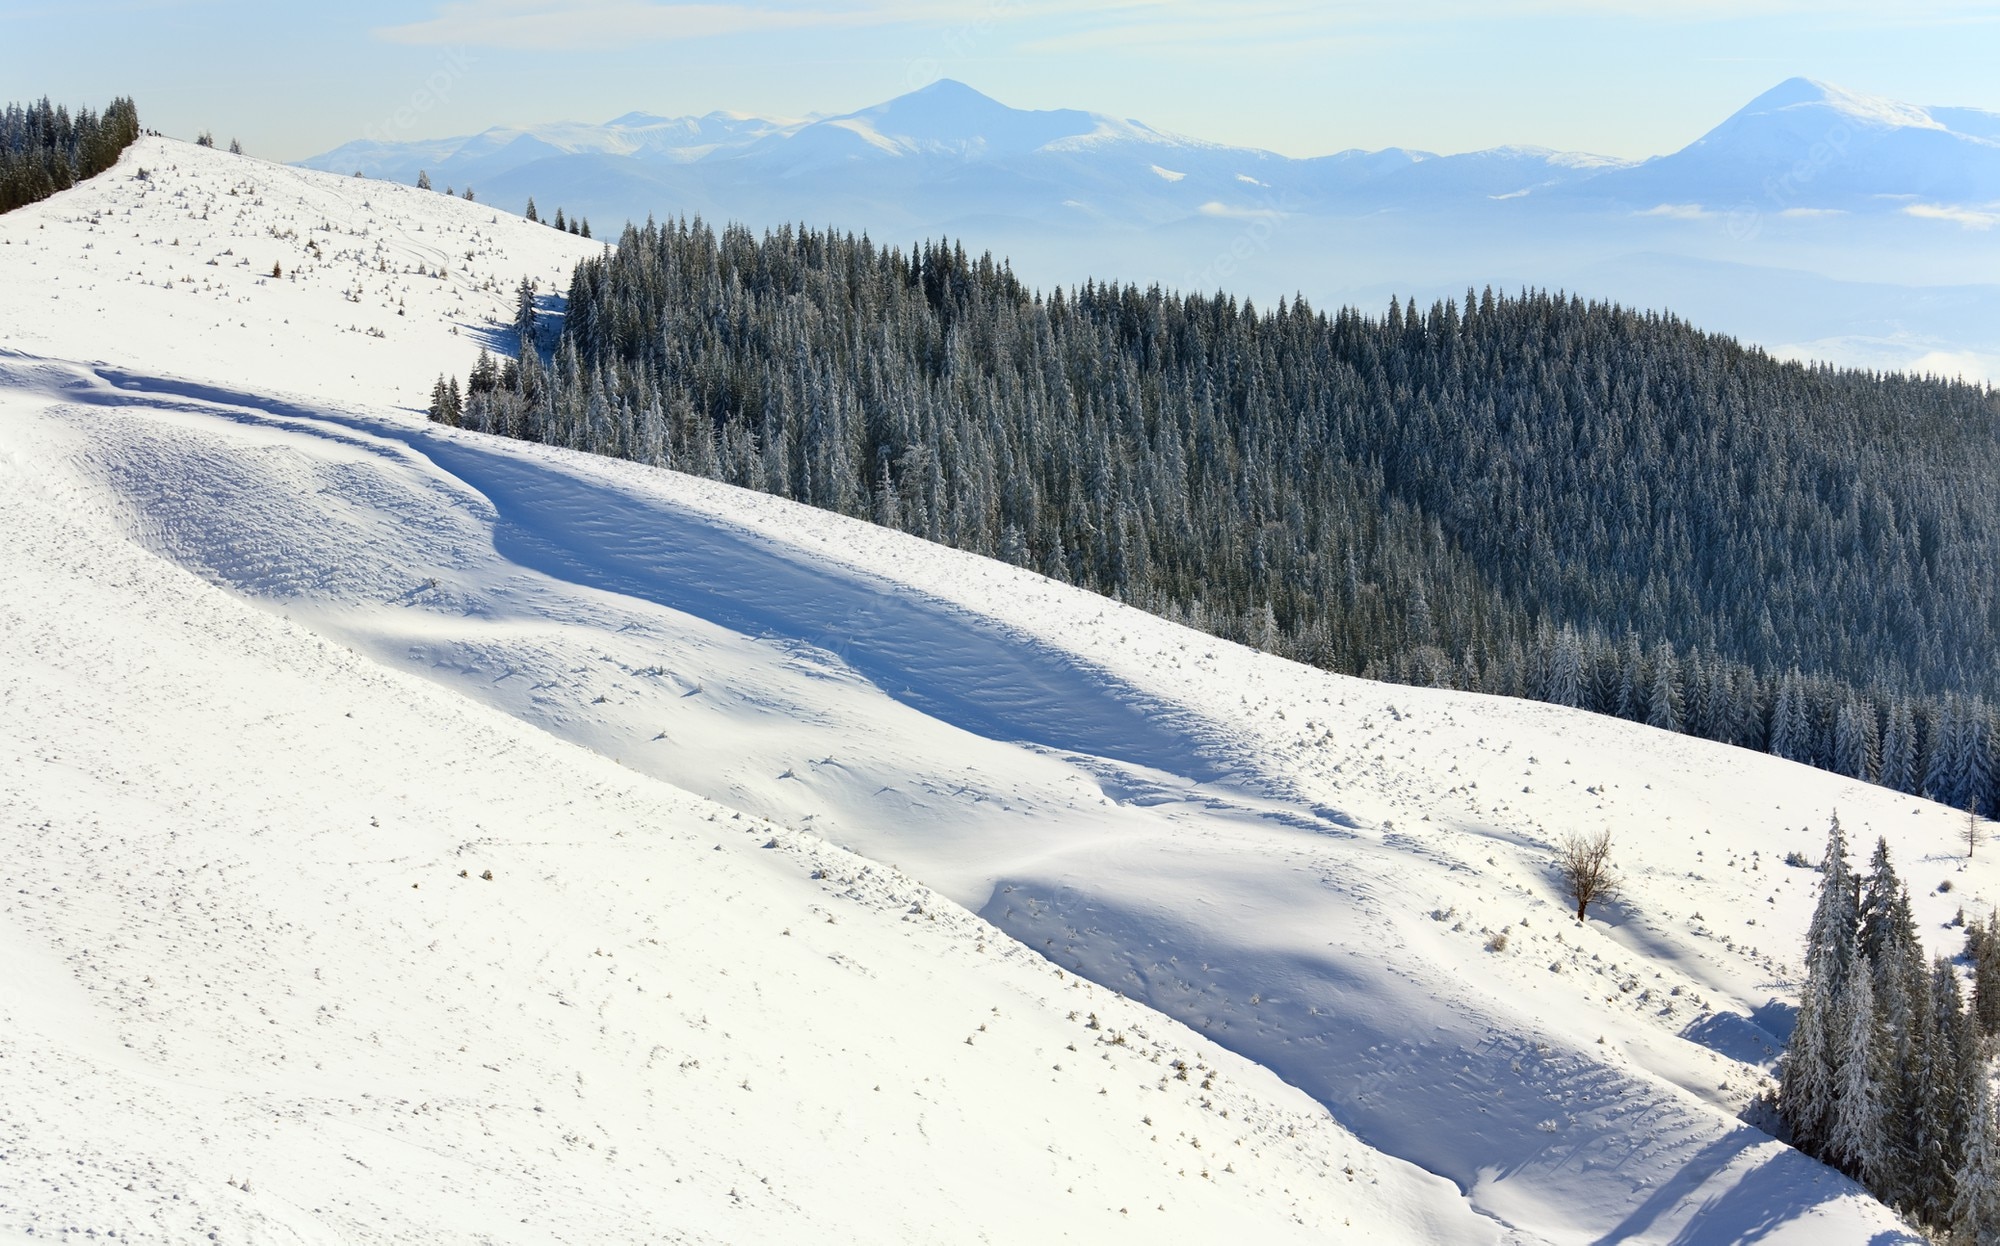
[1, 391, 1436, 1244]
[0, 140, 597, 411]
[1740, 78, 1948, 134]
[0, 138, 1957, 1243]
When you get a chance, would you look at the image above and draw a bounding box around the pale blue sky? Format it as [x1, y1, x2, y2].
[4, 1, 1996, 161]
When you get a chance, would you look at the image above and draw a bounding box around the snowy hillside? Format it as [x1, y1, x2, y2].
[0, 137, 1974, 1242]
[0, 139, 597, 411]
[0, 140, 1468, 1245]
[1, 388, 1449, 1245]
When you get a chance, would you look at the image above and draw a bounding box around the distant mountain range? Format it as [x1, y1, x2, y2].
[300, 78, 2000, 381]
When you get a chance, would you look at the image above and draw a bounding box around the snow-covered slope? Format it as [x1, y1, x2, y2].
[2, 385, 1446, 1245]
[0, 139, 597, 411]
[1599, 77, 2000, 207]
[0, 138, 1966, 1243]
[0, 140, 1469, 1245]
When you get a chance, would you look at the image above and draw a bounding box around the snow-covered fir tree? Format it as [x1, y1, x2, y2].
[1778, 820, 1995, 1232]
[1830, 965, 1885, 1187]
[1954, 1076, 2000, 1245]
[1782, 817, 1855, 1152]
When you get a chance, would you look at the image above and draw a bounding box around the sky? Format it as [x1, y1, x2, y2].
[3, 1, 1997, 162]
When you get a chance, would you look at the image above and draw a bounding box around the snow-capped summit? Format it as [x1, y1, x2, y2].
[722, 78, 1189, 176]
[1733, 76, 1947, 132]
[1603, 76, 2000, 206]
[815, 78, 1111, 156]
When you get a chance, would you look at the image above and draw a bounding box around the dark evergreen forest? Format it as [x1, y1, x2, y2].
[1781, 819, 2000, 1237]
[430, 217, 2000, 809]
[0, 97, 140, 214]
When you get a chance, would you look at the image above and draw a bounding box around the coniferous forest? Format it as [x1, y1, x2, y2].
[1781, 818, 2000, 1237]
[0, 96, 140, 215]
[430, 217, 2000, 807]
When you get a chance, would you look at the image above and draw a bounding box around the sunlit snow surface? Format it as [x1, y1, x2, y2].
[0, 138, 1964, 1243]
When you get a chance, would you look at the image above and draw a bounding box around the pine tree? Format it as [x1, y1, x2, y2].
[1544, 625, 1585, 708]
[1406, 581, 1436, 650]
[1963, 701, 1995, 817]
[1863, 907, 1924, 1212]
[1932, 958, 1975, 1189]
[1784, 983, 1839, 1157]
[1834, 698, 1876, 782]
[1930, 700, 1966, 810]
[1610, 632, 1642, 720]
[525, 197, 539, 223]
[1974, 914, 2000, 1035]
[513, 277, 537, 352]
[1646, 640, 1682, 732]
[1771, 671, 1811, 762]
[1906, 960, 1962, 1227]
[1811, 817, 1859, 996]
[416, 169, 432, 191]
[636, 394, 666, 467]
[467, 348, 499, 396]
[1830, 964, 1886, 1187]
[1881, 701, 1918, 794]
[1953, 1076, 2000, 1245]
[1782, 816, 1857, 1152]
[1858, 837, 1902, 968]
[584, 387, 614, 455]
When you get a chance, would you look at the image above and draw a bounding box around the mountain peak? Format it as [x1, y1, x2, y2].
[852, 77, 1062, 135]
[604, 110, 672, 128]
[1742, 76, 1840, 110]
[1729, 77, 1942, 132]
[899, 77, 1002, 107]
[791, 78, 1110, 160]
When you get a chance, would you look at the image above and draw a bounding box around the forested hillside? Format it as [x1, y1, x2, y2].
[0, 97, 140, 214]
[432, 217, 2000, 807]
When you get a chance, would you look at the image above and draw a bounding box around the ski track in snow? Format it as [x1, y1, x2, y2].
[0, 135, 1966, 1244]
